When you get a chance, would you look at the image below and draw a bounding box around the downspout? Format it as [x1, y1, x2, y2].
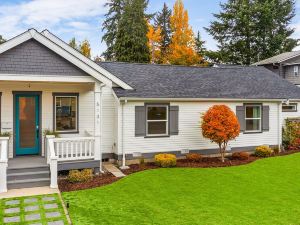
[278, 101, 283, 151]
[120, 99, 129, 169]
[99, 83, 105, 173]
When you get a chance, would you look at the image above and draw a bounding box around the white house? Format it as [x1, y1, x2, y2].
[0, 29, 300, 193]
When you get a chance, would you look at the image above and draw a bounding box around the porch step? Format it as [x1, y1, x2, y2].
[7, 166, 50, 190]
[7, 178, 50, 189]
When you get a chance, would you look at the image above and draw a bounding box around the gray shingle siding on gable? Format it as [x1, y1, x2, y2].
[0, 40, 89, 76]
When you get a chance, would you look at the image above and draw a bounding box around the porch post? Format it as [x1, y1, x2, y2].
[94, 82, 104, 173]
[0, 137, 9, 193]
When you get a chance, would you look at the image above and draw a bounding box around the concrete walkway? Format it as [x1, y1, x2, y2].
[0, 187, 59, 199]
[103, 164, 126, 178]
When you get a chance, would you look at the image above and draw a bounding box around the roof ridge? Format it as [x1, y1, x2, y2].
[98, 61, 252, 70]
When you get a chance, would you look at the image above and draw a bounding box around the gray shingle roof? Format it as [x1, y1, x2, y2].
[253, 51, 300, 65]
[97, 61, 300, 100]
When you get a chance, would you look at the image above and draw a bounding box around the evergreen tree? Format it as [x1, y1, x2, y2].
[167, 0, 199, 66]
[69, 37, 79, 50]
[102, 0, 125, 60]
[195, 31, 207, 65]
[206, 0, 297, 65]
[115, 0, 150, 63]
[0, 35, 5, 45]
[154, 3, 172, 62]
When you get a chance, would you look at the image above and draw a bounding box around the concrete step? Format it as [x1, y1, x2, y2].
[8, 166, 49, 175]
[7, 171, 50, 181]
[7, 178, 50, 189]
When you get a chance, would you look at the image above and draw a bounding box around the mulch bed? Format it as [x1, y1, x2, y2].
[58, 173, 120, 192]
[59, 149, 300, 192]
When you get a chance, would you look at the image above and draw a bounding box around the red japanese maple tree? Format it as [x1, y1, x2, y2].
[201, 105, 240, 162]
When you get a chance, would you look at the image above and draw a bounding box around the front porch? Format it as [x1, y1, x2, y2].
[0, 79, 105, 193]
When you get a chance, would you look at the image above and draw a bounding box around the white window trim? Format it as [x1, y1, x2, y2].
[282, 103, 297, 112]
[146, 105, 169, 137]
[54, 95, 78, 133]
[245, 105, 262, 133]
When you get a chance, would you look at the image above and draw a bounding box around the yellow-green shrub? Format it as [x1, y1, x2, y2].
[254, 146, 273, 157]
[67, 169, 93, 183]
[155, 154, 177, 167]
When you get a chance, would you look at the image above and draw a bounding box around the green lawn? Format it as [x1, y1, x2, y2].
[63, 153, 300, 225]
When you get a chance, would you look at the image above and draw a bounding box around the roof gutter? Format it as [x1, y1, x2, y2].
[118, 97, 293, 102]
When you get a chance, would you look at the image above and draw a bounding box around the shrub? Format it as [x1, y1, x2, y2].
[43, 129, 59, 138]
[282, 120, 300, 149]
[186, 153, 202, 162]
[0, 132, 11, 137]
[254, 146, 273, 157]
[232, 152, 250, 160]
[67, 169, 93, 183]
[272, 147, 280, 154]
[155, 154, 177, 167]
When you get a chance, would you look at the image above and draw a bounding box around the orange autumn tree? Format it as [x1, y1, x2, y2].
[201, 105, 240, 162]
[147, 22, 162, 64]
[167, 0, 200, 65]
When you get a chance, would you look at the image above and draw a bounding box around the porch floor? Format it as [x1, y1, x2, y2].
[8, 156, 48, 169]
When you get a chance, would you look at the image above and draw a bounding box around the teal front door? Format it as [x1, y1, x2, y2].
[15, 94, 40, 156]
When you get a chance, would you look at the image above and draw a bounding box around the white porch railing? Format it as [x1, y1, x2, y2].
[46, 135, 98, 189]
[0, 137, 9, 193]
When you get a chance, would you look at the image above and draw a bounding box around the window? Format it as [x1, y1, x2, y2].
[282, 103, 297, 112]
[146, 105, 168, 136]
[245, 105, 262, 132]
[54, 94, 78, 133]
[294, 65, 299, 76]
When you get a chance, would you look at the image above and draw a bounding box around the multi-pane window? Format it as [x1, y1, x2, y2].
[282, 103, 297, 112]
[54, 95, 78, 133]
[245, 105, 262, 132]
[294, 65, 299, 76]
[146, 105, 168, 136]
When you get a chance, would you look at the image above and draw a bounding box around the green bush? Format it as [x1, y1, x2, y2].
[43, 129, 60, 138]
[254, 146, 273, 158]
[67, 169, 93, 183]
[155, 154, 177, 168]
[0, 132, 11, 137]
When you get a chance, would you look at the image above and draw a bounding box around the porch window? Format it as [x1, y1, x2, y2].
[146, 105, 168, 136]
[53, 93, 78, 133]
[245, 105, 262, 132]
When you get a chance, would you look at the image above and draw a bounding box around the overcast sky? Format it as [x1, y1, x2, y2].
[0, 0, 300, 57]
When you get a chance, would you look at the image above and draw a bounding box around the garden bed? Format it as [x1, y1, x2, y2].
[58, 172, 119, 192]
[59, 149, 300, 192]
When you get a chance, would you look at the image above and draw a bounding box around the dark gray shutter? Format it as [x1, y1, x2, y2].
[236, 106, 245, 132]
[135, 106, 146, 137]
[262, 105, 270, 131]
[170, 106, 179, 135]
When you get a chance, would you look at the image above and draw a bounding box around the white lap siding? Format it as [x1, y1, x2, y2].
[1, 82, 95, 158]
[118, 101, 280, 156]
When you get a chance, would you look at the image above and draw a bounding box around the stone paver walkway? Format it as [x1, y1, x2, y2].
[103, 163, 126, 177]
[1, 194, 67, 224]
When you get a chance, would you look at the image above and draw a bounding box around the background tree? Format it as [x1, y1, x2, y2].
[115, 0, 150, 63]
[102, 0, 125, 60]
[79, 39, 91, 58]
[69, 37, 78, 49]
[147, 23, 162, 63]
[206, 0, 297, 65]
[167, 0, 200, 66]
[195, 31, 208, 66]
[154, 3, 172, 63]
[69, 38, 91, 58]
[0, 35, 6, 45]
[201, 105, 240, 162]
